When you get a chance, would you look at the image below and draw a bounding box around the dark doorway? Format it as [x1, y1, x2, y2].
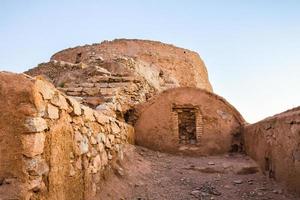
[177, 108, 197, 144]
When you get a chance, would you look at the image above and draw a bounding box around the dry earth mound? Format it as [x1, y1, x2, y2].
[25, 39, 213, 122]
[48, 39, 213, 91]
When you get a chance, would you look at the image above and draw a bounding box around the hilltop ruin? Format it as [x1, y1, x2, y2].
[0, 39, 299, 200]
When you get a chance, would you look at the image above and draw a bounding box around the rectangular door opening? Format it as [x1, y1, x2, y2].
[177, 108, 197, 144]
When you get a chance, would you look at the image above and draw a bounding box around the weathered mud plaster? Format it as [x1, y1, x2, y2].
[134, 87, 245, 155]
[244, 109, 300, 195]
[0, 72, 133, 200]
[50, 39, 213, 91]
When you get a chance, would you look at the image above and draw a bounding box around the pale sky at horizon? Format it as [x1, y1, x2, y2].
[1, 0, 300, 123]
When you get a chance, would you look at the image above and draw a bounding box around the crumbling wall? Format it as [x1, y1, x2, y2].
[244, 110, 300, 195]
[49, 39, 213, 91]
[134, 87, 245, 155]
[0, 72, 133, 200]
[0, 73, 35, 199]
[25, 58, 166, 119]
[25, 39, 213, 123]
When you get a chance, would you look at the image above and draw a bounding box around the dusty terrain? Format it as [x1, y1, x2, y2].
[98, 145, 299, 200]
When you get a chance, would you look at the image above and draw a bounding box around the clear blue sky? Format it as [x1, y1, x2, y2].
[1, 0, 300, 123]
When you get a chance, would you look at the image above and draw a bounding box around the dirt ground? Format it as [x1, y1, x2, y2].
[98, 145, 299, 200]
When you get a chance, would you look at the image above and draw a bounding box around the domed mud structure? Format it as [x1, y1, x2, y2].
[134, 87, 245, 155]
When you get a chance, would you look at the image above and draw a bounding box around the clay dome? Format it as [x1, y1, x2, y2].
[134, 87, 245, 155]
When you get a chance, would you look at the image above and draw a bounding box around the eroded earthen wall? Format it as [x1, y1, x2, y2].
[134, 87, 244, 155]
[0, 72, 133, 200]
[49, 39, 213, 91]
[0, 73, 36, 199]
[244, 111, 300, 195]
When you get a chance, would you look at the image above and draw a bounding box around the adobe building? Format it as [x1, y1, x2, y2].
[0, 39, 299, 199]
[134, 87, 245, 155]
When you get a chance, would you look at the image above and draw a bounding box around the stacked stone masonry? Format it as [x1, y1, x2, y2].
[25, 57, 178, 120]
[0, 73, 133, 200]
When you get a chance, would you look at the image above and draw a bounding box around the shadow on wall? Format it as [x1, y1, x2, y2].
[0, 73, 133, 200]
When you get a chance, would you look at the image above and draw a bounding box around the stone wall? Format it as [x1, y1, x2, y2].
[25, 57, 176, 118]
[244, 109, 300, 195]
[0, 72, 133, 200]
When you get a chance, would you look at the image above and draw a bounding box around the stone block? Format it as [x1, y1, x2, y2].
[50, 92, 69, 110]
[94, 111, 110, 124]
[97, 142, 105, 152]
[24, 117, 48, 133]
[35, 79, 55, 100]
[83, 87, 100, 96]
[27, 176, 43, 191]
[46, 104, 59, 119]
[111, 121, 121, 134]
[34, 92, 46, 117]
[94, 82, 109, 88]
[74, 132, 89, 155]
[101, 151, 108, 166]
[90, 136, 97, 145]
[74, 131, 83, 142]
[108, 82, 129, 88]
[84, 97, 104, 107]
[81, 82, 94, 88]
[21, 132, 45, 157]
[67, 87, 83, 92]
[99, 88, 118, 95]
[66, 96, 81, 116]
[108, 134, 115, 143]
[24, 156, 49, 176]
[96, 133, 107, 144]
[81, 105, 95, 121]
[67, 91, 82, 96]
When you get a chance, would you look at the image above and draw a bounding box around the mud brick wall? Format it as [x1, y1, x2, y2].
[244, 111, 300, 195]
[0, 72, 133, 200]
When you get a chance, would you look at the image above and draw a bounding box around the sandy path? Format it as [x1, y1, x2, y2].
[98, 145, 299, 200]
